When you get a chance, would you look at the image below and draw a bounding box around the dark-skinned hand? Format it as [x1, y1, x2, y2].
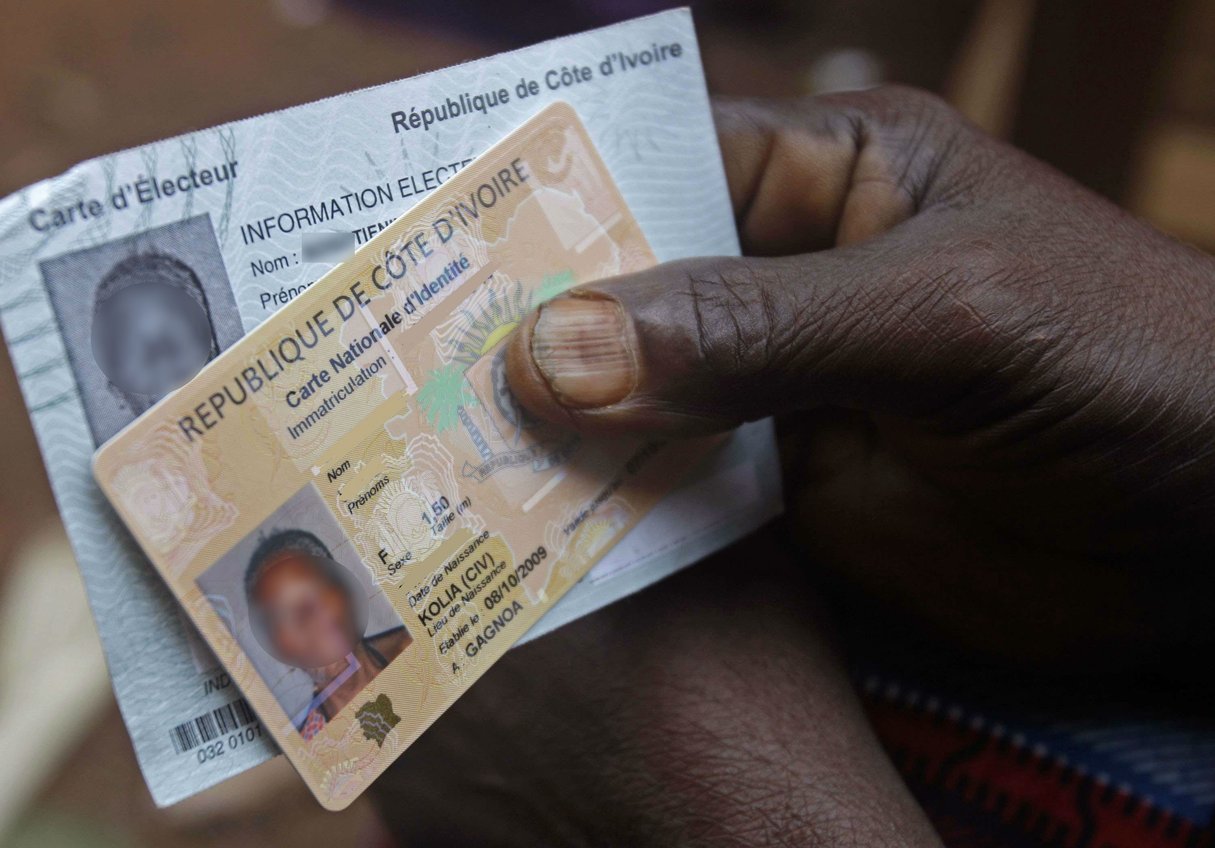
[506, 86, 1215, 670]
[373, 87, 1215, 845]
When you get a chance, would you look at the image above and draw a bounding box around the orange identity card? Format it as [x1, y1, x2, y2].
[93, 102, 716, 808]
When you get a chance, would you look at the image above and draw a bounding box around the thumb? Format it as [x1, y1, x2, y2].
[504, 241, 1032, 435]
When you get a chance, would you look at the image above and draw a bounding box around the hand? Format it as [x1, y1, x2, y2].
[374, 538, 942, 846]
[504, 87, 1215, 669]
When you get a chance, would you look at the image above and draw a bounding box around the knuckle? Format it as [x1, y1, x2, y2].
[822, 84, 959, 137]
[837, 85, 979, 211]
[874, 84, 956, 120]
[682, 259, 761, 374]
[677, 258, 800, 383]
[759, 87, 987, 217]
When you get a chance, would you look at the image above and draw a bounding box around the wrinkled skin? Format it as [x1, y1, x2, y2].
[506, 87, 1215, 669]
[373, 88, 1215, 844]
[374, 538, 941, 847]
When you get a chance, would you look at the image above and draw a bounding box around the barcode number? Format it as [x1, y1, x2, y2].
[169, 697, 260, 756]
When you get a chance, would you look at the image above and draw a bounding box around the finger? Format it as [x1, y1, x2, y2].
[712, 88, 958, 255]
[504, 88, 1008, 435]
[504, 225, 1030, 436]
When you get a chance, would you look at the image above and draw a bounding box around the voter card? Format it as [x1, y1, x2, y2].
[93, 102, 715, 809]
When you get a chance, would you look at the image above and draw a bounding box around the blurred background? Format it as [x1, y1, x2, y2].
[0, 1, 1212, 845]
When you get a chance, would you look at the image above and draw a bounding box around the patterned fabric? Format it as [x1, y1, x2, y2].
[860, 672, 1215, 847]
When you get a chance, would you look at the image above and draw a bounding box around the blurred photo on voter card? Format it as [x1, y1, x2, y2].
[40, 214, 243, 445]
[197, 484, 411, 739]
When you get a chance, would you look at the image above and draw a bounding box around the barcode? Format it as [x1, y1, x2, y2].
[169, 697, 258, 754]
